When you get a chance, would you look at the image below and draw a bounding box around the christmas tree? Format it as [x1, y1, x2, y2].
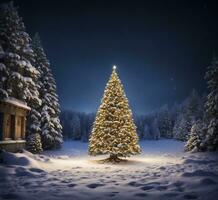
[89, 66, 141, 162]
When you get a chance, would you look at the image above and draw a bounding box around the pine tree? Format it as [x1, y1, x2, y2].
[203, 54, 218, 151]
[0, 44, 8, 99]
[173, 114, 192, 141]
[89, 66, 141, 162]
[173, 90, 201, 142]
[184, 89, 202, 121]
[26, 133, 42, 154]
[0, 2, 39, 101]
[81, 113, 95, 142]
[0, 2, 43, 153]
[134, 115, 144, 139]
[158, 105, 173, 138]
[143, 124, 151, 139]
[185, 120, 206, 152]
[71, 113, 81, 140]
[150, 118, 160, 140]
[32, 34, 63, 150]
[26, 105, 43, 153]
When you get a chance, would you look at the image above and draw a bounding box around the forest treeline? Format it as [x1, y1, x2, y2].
[60, 89, 204, 142]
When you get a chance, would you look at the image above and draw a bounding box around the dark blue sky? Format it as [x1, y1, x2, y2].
[7, 0, 218, 114]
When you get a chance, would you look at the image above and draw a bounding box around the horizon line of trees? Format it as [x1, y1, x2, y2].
[60, 88, 204, 142]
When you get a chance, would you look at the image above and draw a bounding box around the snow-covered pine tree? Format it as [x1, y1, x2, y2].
[26, 44, 43, 153]
[134, 115, 145, 139]
[89, 66, 141, 162]
[26, 133, 42, 154]
[185, 120, 206, 152]
[143, 124, 151, 139]
[81, 113, 96, 142]
[60, 110, 73, 139]
[173, 90, 201, 141]
[203, 54, 218, 151]
[184, 89, 202, 121]
[82, 113, 95, 142]
[0, 2, 43, 153]
[32, 33, 63, 150]
[150, 118, 160, 140]
[0, 44, 8, 99]
[170, 102, 181, 127]
[0, 2, 39, 101]
[71, 113, 81, 140]
[158, 105, 173, 138]
[173, 114, 191, 141]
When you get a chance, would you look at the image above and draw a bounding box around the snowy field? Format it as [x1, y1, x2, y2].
[0, 139, 218, 200]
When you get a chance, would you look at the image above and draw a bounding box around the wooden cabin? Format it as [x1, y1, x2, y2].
[0, 97, 30, 152]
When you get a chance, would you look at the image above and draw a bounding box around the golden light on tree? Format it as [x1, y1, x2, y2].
[89, 66, 141, 162]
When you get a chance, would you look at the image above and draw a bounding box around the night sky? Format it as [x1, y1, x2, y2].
[4, 0, 218, 114]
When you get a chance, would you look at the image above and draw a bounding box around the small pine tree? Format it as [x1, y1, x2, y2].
[71, 113, 81, 140]
[150, 118, 160, 140]
[185, 120, 205, 152]
[134, 115, 144, 139]
[158, 105, 173, 138]
[173, 114, 192, 141]
[203, 54, 218, 151]
[26, 133, 43, 154]
[184, 89, 202, 120]
[89, 66, 141, 162]
[143, 124, 151, 139]
[32, 34, 63, 150]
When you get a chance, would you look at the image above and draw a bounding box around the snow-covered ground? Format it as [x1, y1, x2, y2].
[0, 140, 218, 200]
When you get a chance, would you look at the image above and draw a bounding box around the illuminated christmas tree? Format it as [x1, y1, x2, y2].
[89, 66, 141, 162]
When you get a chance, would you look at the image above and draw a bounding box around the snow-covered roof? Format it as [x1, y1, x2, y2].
[1, 97, 31, 110]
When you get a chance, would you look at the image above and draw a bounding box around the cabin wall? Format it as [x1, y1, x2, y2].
[0, 101, 29, 152]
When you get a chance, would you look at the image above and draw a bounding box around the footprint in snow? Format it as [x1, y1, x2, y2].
[156, 185, 168, 191]
[183, 193, 198, 199]
[21, 182, 31, 187]
[134, 193, 147, 197]
[163, 192, 179, 197]
[29, 168, 45, 173]
[127, 181, 142, 187]
[86, 183, 105, 189]
[68, 183, 77, 187]
[140, 185, 154, 191]
[200, 178, 217, 185]
[107, 192, 119, 197]
[159, 166, 166, 170]
[81, 176, 89, 179]
[1, 193, 21, 200]
[173, 181, 184, 187]
[15, 167, 35, 177]
[61, 180, 70, 183]
[182, 170, 217, 177]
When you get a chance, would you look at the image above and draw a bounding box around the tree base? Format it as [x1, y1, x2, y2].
[99, 155, 126, 164]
